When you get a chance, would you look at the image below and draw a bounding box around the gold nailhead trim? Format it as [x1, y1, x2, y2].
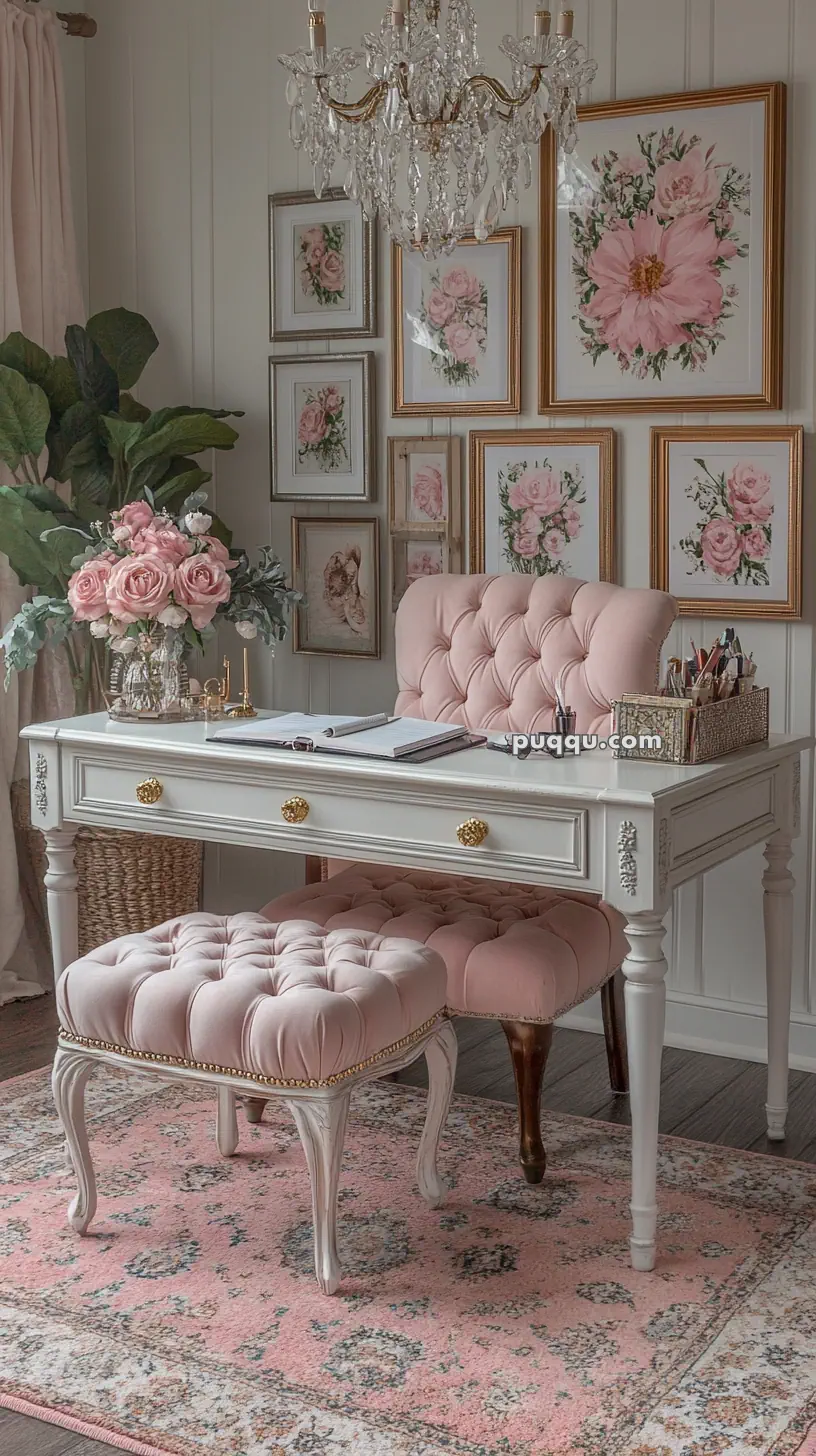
[57, 1013, 444, 1089]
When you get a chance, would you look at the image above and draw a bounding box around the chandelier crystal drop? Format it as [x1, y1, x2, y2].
[279, 0, 597, 260]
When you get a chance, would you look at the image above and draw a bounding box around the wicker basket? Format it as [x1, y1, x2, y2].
[613, 686, 770, 765]
[11, 780, 203, 957]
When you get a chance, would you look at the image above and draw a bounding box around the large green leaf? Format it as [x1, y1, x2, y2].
[118, 392, 151, 423]
[101, 415, 143, 456]
[0, 335, 80, 418]
[47, 400, 100, 482]
[153, 465, 212, 508]
[0, 488, 64, 593]
[0, 366, 50, 471]
[11, 484, 90, 535]
[86, 308, 159, 390]
[128, 454, 174, 498]
[65, 325, 119, 413]
[126, 412, 238, 468]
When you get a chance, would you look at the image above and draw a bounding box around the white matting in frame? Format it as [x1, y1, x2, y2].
[270, 353, 375, 502]
[269, 190, 376, 340]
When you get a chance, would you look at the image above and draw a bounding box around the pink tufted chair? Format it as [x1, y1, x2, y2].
[261, 575, 678, 1181]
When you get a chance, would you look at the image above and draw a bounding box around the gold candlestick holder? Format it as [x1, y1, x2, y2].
[228, 647, 258, 719]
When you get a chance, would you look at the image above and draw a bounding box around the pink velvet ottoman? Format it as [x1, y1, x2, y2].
[52, 913, 457, 1294]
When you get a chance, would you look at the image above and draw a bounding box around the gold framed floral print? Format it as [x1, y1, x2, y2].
[291, 516, 380, 657]
[469, 429, 616, 582]
[650, 426, 802, 619]
[539, 83, 786, 413]
[392, 229, 521, 416]
[269, 190, 377, 341]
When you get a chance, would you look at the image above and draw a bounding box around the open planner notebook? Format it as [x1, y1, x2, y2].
[208, 713, 470, 760]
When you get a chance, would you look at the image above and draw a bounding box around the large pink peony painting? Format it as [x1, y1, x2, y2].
[469, 429, 616, 583]
[651, 427, 802, 619]
[540, 84, 785, 412]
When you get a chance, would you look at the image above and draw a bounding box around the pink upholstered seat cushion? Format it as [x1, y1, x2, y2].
[56, 914, 447, 1085]
[262, 869, 629, 1023]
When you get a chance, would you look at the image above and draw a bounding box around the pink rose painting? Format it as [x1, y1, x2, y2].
[679, 457, 773, 586]
[498, 458, 585, 577]
[298, 220, 347, 308]
[410, 464, 447, 523]
[296, 383, 349, 474]
[420, 262, 488, 386]
[572, 126, 750, 380]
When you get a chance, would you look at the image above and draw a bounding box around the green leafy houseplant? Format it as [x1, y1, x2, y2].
[0, 308, 280, 711]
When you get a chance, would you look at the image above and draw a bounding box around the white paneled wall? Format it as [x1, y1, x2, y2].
[72, 0, 815, 1065]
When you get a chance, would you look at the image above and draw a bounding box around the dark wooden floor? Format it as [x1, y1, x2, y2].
[3, 992, 816, 1455]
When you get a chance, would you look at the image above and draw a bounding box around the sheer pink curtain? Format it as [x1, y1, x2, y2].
[0, 0, 84, 1002]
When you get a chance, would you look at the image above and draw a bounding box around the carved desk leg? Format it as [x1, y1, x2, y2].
[622, 911, 669, 1273]
[763, 830, 795, 1141]
[44, 828, 79, 986]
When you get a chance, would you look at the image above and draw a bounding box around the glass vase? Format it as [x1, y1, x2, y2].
[108, 626, 190, 721]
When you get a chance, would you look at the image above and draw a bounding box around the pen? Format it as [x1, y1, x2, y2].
[323, 713, 394, 738]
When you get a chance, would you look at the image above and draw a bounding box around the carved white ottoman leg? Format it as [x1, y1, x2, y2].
[763, 830, 795, 1141]
[417, 1019, 457, 1208]
[287, 1094, 350, 1296]
[216, 1088, 239, 1157]
[52, 1048, 97, 1235]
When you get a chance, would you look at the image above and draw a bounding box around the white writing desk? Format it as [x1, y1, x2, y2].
[22, 712, 809, 1273]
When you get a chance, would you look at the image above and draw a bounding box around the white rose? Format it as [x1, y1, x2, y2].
[235, 620, 258, 640]
[158, 605, 189, 628]
[185, 511, 213, 536]
[110, 636, 137, 655]
[111, 524, 131, 544]
[89, 619, 110, 639]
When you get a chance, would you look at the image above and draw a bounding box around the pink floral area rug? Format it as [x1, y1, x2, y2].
[2, 1067, 816, 1456]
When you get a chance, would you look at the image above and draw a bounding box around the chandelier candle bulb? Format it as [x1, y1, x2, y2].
[534, 10, 552, 36]
[556, 9, 574, 36]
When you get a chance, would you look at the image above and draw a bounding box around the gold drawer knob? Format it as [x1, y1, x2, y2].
[281, 795, 310, 825]
[136, 777, 163, 806]
[457, 817, 489, 848]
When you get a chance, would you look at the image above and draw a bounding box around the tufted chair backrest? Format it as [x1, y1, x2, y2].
[394, 574, 678, 736]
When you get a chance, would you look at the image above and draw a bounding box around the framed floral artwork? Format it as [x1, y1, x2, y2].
[539, 83, 786, 412]
[388, 437, 461, 534]
[392, 229, 521, 416]
[469, 429, 616, 581]
[269, 353, 375, 502]
[650, 426, 802, 619]
[291, 517, 380, 657]
[269, 190, 377, 340]
[391, 536, 457, 610]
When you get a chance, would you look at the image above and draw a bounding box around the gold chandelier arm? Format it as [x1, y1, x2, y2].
[316, 76, 388, 125]
[448, 70, 542, 123]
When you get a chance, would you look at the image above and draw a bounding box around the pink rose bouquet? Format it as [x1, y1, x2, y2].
[419, 262, 488, 386]
[298, 220, 347, 307]
[679, 457, 774, 586]
[498, 457, 585, 577]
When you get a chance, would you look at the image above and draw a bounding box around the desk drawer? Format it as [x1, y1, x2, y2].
[68, 753, 590, 885]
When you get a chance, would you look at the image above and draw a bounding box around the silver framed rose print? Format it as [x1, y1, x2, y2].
[540, 83, 786, 412]
[392, 229, 521, 416]
[292, 516, 380, 658]
[651, 426, 802, 619]
[469, 429, 616, 582]
[269, 190, 377, 341]
[269, 353, 375, 502]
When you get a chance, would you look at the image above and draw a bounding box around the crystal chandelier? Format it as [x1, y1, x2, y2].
[279, 1, 597, 260]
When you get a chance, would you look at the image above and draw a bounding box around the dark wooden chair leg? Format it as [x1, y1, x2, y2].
[601, 968, 629, 1094]
[500, 1020, 554, 1184]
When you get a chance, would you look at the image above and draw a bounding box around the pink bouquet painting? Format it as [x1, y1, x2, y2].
[679, 458, 773, 586]
[296, 384, 349, 474]
[419, 264, 488, 387]
[499, 459, 585, 577]
[410, 463, 447, 523]
[298, 221, 347, 308]
[572, 130, 750, 381]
